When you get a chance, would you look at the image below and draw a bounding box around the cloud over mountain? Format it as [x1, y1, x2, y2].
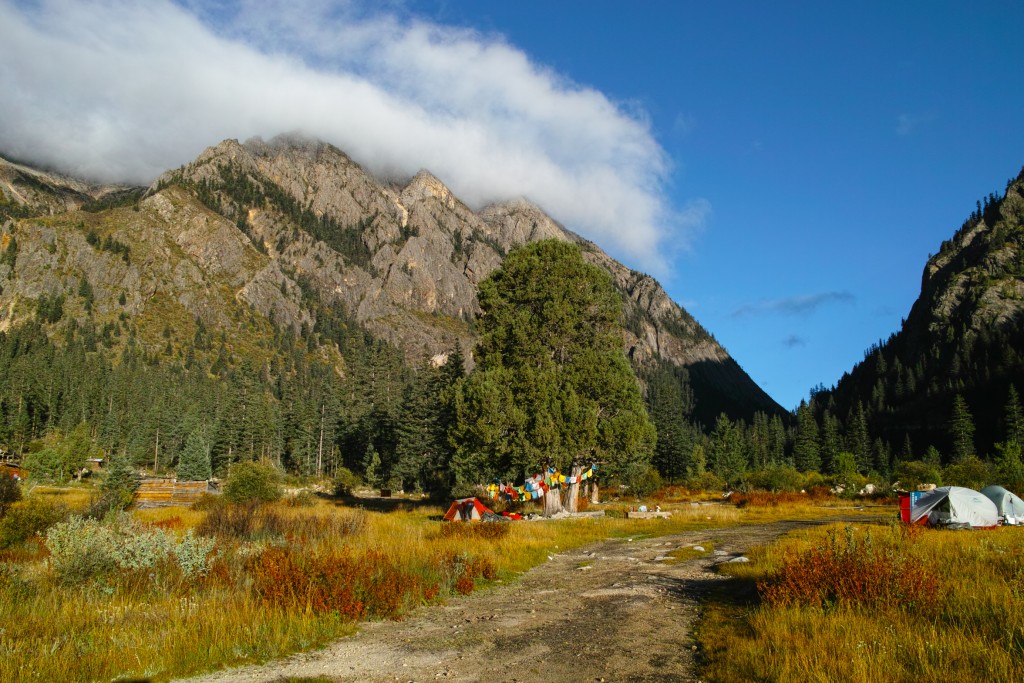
[0, 0, 692, 271]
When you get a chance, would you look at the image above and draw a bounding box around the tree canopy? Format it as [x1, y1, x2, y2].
[450, 240, 656, 488]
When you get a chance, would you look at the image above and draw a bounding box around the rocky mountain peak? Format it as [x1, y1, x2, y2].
[0, 137, 785, 423]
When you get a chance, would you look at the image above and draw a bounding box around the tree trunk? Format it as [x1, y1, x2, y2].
[590, 479, 600, 504]
[543, 483, 563, 516]
[566, 463, 584, 512]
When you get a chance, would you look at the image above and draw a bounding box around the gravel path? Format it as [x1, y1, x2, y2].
[175, 519, 851, 683]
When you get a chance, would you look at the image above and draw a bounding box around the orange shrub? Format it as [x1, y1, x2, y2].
[758, 526, 941, 614]
[248, 547, 447, 620]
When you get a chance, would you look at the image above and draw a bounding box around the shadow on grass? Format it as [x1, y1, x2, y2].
[328, 493, 440, 513]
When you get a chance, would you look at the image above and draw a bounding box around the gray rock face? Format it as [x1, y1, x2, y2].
[1, 137, 784, 420]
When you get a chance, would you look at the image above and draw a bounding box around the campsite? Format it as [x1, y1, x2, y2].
[2, 475, 1023, 683]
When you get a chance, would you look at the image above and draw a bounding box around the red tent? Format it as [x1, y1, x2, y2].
[442, 497, 494, 522]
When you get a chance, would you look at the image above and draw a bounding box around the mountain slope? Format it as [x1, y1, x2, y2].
[813, 167, 1024, 462]
[0, 136, 783, 427]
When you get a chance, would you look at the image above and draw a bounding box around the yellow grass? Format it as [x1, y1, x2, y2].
[0, 491, 894, 682]
[700, 522, 1024, 683]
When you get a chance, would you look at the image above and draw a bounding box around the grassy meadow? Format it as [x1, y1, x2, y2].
[700, 520, 1024, 683]
[0, 484, 892, 683]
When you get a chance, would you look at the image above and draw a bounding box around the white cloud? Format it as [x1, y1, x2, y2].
[0, 0, 695, 272]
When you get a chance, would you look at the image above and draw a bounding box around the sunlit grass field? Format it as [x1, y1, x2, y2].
[699, 521, 1024, 683]
[0, 487, 889, 683]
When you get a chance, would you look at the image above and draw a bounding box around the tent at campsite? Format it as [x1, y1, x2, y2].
[909, 486, 999, 529]
[443, 497, 497, 522]
[981, 485, 1024, 525]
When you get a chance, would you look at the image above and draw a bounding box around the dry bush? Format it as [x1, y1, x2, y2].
[149, 516, 184, 531]
[197, 503, 367, 543]
[757, 525, 941, 614]
[437, 521, 511, 542]
[249, 547, 433, 620]
[732, 491, 805, 507]
[282, 490, 318, 507]
[260, 508, 367, 542]
[196, 502, 260, 539]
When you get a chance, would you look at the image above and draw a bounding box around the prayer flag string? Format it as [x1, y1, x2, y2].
[486, 464, 598, 501]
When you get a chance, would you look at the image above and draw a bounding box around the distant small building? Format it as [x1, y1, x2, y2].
[133, 478, 219, 508]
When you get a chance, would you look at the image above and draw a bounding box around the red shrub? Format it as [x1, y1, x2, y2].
[758, 526, 941, 614]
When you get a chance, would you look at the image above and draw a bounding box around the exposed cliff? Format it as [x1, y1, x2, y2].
[0, 136, 784, 424]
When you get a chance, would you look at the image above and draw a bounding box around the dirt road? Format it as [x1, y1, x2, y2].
[176, 519, 848, 683]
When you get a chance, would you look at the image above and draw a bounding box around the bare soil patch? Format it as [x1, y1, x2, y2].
[175, 518, 865, 683]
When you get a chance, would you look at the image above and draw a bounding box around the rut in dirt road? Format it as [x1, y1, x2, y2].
[176, 519, 872, 683]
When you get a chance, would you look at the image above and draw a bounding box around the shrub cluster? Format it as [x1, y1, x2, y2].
[45, 513, 215, 585]
[0, 475, 22, 516]
[757, 525, 941, 614]
[223, 461, 283, 504]
[332, 467, 361, 497]
[0, 497, 69, 549]
[196, 502, 367, 543]
[248, 542, 495, 619]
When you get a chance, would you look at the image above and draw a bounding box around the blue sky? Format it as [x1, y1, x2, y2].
[3, 1, 1024, 411]
[416, 1, 1024, 408]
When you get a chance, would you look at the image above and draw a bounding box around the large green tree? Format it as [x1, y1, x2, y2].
[450, 240, 656, 512]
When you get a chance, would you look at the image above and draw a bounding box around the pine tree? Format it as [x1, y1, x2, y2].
[949, 394, 976, 463]
[393, 364, 443, 491]
[820, 411, 841, 474]
[767, 414, 786, 464]
[709, 413, 746, 486]
[793, 402, 821, 472]
[177, 421, 213, 481]
[848, 402, 871, 473]
[648, 365, 692, 483]
[1005, 385, 1024, 445]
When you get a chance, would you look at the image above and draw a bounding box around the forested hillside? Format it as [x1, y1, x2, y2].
[0, 137, 784, 494]
[803, 167, 1024, 486]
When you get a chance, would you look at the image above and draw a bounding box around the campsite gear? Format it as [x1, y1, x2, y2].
[442, 497, 497, 522]
[981, 485, 1024, 525]
[909, 486, 999, 529]
[898, 491, 925, 523]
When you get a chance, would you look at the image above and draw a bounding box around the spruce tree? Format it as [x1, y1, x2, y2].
[848, 402, 871, 473]
[177, 422, 213, 481]
[648, 365, 692, 483]
[709, 413, 746, 486]
[820, 411, 841, 474]
[949, 394, 976, 463]
[1005, 385, 1024, 445]
[793, 402, 821, 472]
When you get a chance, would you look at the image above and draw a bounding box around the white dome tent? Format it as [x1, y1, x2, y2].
[981, 485, 1024, 525]
[909, 486, 999, 529]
